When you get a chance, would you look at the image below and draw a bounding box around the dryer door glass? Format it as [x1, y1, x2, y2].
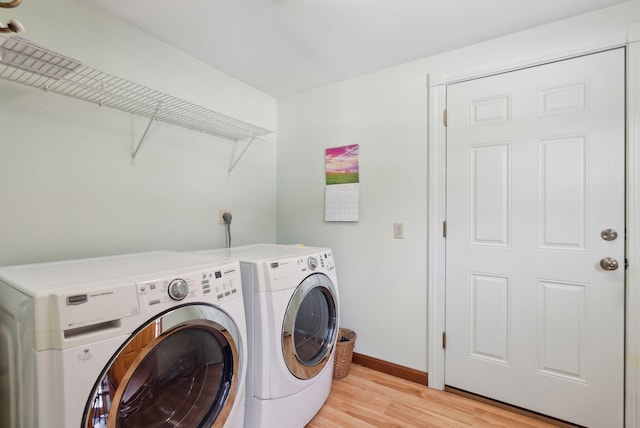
[83, 305, 240, 428]
[282, 273, 338, 380]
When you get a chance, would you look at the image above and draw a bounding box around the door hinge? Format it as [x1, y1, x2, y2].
[626, 258, 629, 269]
[443, 108, 447, 127]
[443, 221, 447, 238]
[442, 332, 446, 349]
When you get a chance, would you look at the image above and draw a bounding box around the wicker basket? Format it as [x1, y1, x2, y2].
[333, 328, 357, 379]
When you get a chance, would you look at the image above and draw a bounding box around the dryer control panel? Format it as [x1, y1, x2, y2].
[266, 250, 336, 292]
[292, 252, 335, 274]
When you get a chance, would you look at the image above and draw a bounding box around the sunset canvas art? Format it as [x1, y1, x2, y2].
[324, 144, 359, 221]
[325, 144, 359, 185]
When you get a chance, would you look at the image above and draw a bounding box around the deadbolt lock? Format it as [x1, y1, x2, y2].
[601, 229, 618, 241]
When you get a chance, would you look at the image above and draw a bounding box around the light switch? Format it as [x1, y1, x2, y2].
[394, 223, 404, 239]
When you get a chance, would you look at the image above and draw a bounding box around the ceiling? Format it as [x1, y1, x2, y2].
[85, 0, 629, 97]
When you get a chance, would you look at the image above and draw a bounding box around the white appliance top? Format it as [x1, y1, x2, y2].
[0, 251, 231, 297]
[197, 243, 329, 262]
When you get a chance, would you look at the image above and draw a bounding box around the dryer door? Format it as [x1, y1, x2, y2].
[281, 273, 339, 380]
[83, 304, 241, 428]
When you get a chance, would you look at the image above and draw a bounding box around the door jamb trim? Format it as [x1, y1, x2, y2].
[624, 40, 640, 428]
[427, 83, 447, 390]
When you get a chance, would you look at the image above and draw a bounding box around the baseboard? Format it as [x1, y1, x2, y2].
[351, 352, 428, 386]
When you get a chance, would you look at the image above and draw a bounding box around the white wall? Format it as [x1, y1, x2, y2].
[277, 69, 429, 370]
[277, 1, 640, 372]
[0, 0, 277, 266]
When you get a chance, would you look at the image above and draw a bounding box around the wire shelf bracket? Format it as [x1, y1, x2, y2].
[131, 101, 162, 163]
[228, 136, 257, 176]
[0, 36, 273, 169]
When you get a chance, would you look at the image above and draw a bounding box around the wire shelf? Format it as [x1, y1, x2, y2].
[0, 36, 273, 143]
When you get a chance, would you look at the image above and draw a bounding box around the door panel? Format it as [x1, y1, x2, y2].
[445, 48, 625, 428]
[469, 273, 510, 364]
[538, 279, 587, 382]
[538, 135, 587, 250]
[471, 143, 510, 246]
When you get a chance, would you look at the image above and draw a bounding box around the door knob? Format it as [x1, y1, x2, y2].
[600, 257, 619, 271]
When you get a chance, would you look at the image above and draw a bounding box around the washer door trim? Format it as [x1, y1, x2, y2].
[83, 304, 241, 428]
[281, 273, 339, 380]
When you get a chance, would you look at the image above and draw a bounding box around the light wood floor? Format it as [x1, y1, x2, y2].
[306, 364, 560, 427]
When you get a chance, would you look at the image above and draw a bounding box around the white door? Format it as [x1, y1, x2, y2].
[444, 48, 625, 427]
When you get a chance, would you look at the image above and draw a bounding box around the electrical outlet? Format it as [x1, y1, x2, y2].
[394, 223, 404, 239]
[219, 209, 232, 224]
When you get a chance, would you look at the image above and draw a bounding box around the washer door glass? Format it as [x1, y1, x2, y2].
[83, 305, 240, 428]
[282, 273, 339, 380]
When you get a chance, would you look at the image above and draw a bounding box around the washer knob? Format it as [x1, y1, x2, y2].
[308, 257, 318, 270]
[168, 278, 189, 301]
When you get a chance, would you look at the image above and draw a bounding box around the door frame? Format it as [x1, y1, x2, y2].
[427, 25, 640, 427]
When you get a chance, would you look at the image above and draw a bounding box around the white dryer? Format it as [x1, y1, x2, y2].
[198, 244, 340, 428]
[0, 251, 247, 428]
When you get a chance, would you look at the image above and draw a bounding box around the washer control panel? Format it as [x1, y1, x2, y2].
[168, 278, 189, 301]
[136, 262, 241, 308]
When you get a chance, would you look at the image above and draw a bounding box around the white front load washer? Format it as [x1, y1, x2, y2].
[197, 244, 340, 428]
[0, 251, 247, 428]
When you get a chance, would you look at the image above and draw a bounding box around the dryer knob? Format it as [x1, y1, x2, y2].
[168, 278, 189, 301]
[308, 257, 318, 270]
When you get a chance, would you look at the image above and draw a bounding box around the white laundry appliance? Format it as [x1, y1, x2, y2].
[197, 244, 340, 428]
[0, 251, 247, 428]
